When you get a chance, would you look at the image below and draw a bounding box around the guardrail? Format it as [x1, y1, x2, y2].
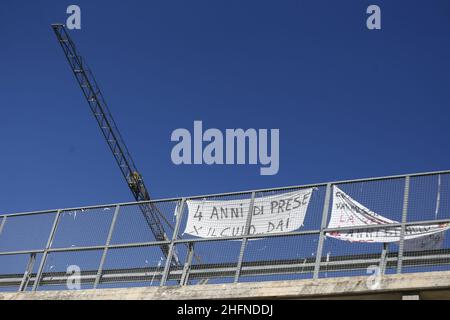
[1, 170, 450, 292]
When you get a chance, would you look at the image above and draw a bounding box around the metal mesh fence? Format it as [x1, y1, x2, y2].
[0, 170, 450, 292]
[399, 173, 450, 274]
[52, 207, 115, 248]
[96, 245, 166, 288]
[176, 239, 242, 285]
[0, 212, 56, 252]
[398, 174, 450, 275]
[0, 254, 32, 292]
[240, 233, 319, 282]
[37, 250, 103, 291]
[408, 173, 450, 222]
[112, 204, 161, 245]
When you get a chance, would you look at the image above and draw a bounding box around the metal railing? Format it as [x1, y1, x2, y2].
[1, 169, 450, 292]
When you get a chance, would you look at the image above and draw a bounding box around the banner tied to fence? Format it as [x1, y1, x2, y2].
[326, 186, 450, 243]
[184, 188, 313, 238]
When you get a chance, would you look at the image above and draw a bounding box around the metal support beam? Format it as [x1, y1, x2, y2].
[397, 176, 410, 274]
[32, 210, 61, 291]
[94, 205, 121, 289]
[180, 243, 195, 286]
[0, 216, 7, 238]
[234, 192, 256, 283]
[379, 243, 388, 275]
[160, 199, 186, 286]
[314, 184, 332, 279]
[18, 253, 36, 292]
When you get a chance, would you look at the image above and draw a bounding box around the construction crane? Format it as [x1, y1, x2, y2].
[51, 24, 177, 263]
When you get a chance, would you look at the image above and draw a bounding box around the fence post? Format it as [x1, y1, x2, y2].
[313, 183, 332, 279]
[32, 210, 62, 291]
[94, 205, 121, 289]
[379, 243, 388, 275]
[180, 242, 195, 286]
[160, 198, 186, 286]
[0, 216, 7, 238]
[234, 192, 256, 283]
[397, 176, 410, 274]
[19, 253, 37, 292]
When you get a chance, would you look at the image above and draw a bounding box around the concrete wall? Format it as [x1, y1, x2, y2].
[1, 270, 450, 300]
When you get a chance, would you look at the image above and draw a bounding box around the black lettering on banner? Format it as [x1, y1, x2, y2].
[275, 219, 284, 231]
[230, 206, 242, 218]
[220, 227, 230, 236]
[267, 218, 289, 232]
[270, 200, 278, 213]
[231, 226, 244, 236]
[253, 205, 264, 215]
[192, 225, 202, 235]
[278, 200, 285, 213]
[220, 207, 228, 219]
[194, 205, 203, 221]
[271, 201, 278, 213]
[302, 192, 311, 205]
[293, 196, 301, 209]
[285, 198, 292, 211]
[206, 227, 218, 237]
[210, 207, 219, 220]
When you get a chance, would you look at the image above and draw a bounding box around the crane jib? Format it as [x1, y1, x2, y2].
[51, 24, 177, 265]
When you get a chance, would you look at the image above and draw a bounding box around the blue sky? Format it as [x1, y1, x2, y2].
[1, 0, 450, 214]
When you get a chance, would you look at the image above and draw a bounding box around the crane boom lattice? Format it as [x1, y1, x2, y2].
[51, 24, 174, 260]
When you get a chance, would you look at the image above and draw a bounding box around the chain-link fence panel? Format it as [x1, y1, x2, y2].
[0, 252, 44, 292]
[239, 233, 319, 283]
[111, 200, 179, 244]
[96, 245, 166, 289]
[397, 174, 450, 274]
[0, 212, 56, 252]
[36, 249, 103, 291]
[180, 239, 243, 285]
[52, 207, 115, 249]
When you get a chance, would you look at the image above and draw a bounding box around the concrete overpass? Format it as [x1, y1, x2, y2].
[1, 270, 449, 300]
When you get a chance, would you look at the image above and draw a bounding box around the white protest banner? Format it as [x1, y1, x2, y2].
[184, 188, 313, 238]
[326, 186, 450, 243]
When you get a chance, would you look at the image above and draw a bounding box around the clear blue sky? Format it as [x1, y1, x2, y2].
[1, 0, 450, 214]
